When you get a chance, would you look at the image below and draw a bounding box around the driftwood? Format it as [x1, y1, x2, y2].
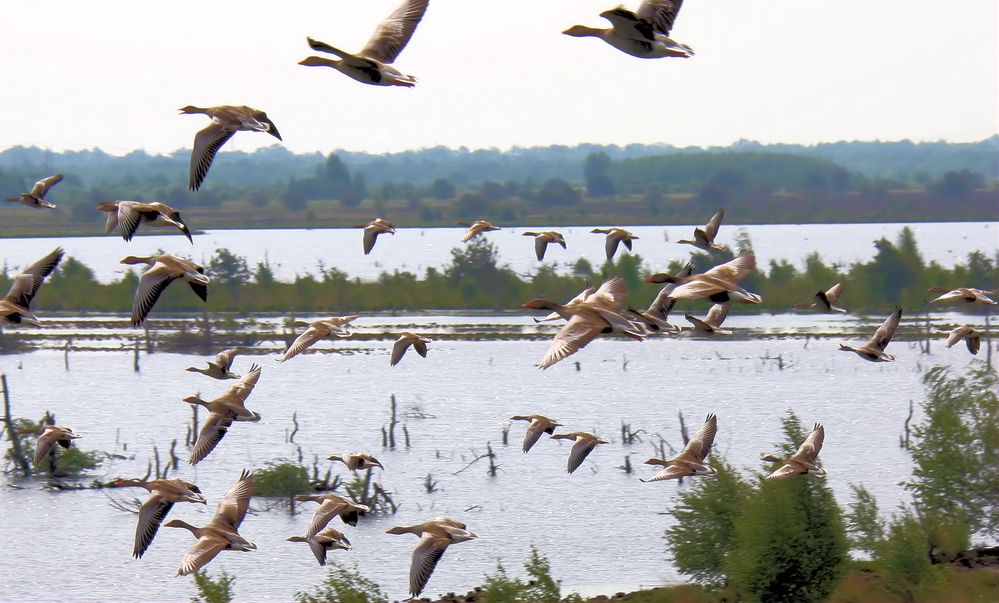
[1, 374, 31, 477]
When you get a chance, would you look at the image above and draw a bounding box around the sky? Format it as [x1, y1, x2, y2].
[3, 0, 997, 156]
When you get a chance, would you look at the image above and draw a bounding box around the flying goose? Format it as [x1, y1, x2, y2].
[0, 247, 64, 327]
[628, 262, 692, 333]
[677, 209, 726, 252]
[590, 227, 639, 259]
[165, 470, 256, 575]
[641, 414, 717, 482]
[186, 348, 243, 380]
[761, 424, 827, 480]
[112, 478, 207, 558]
[299, 0, 430, 87]
[685, 303, 732, 335]
[386, 517, 478, 598]
[550, 431, 609, 473]
[645, 251, 762, 304]
[626, 306, 681, 334]
[523, 276, 645, 369]
[458, 220, 501, 242]
[121, 254, 209, 327]
[180, 105, 282, 191]
[185, 365, 263, 465]
[564, 1, 693, 59]
[927, 286, 998, 305]
[532, 284, 597, 324]
[294, 494, 371, 537]
[522, 231, 567, 261]
[4, 174, 63, 209]
[287, 527, 352, 566]
[945, 325, 983, 355]
[510, 414, 563, 453]
[797, 283, 847, 313]
[280, 315, 358, 363]
[32, 426, 81, 468]
[96, 201, 193, 243]
[327, 453, 384, 471]
[390, 332, 431, 366]
[839, 307, 902, 362]
[360, 218, 396, 255]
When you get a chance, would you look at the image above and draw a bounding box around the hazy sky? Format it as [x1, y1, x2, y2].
[4, 1, 996, 156]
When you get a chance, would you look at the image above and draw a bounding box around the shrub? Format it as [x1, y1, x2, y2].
[479, 547, 583, 603]
[295, 563, 388, 603]
[254, 460, 312, 499]
[191, 569, 235, 603]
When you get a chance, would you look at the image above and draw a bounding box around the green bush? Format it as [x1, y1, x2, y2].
[727, 412, 848, 603]
[254, 460, 312, 498]
[295, 563, 388, 603]
[479, 547, 583, 603]
[876, 510, 939, 603]
[664, 455, 752, 587]
[191, 569, 235, 603]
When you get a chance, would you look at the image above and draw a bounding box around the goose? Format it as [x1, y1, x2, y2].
[685, 303, 732, 335]
[677, 209, 726, 252]
[180, 105, 282, 191]
[510, 414, 563, 453]
[945, 325, 983, 355]
[287, 527, 352, 566]
[96, 201, 193, 243]
[112, 478, 207, 558]
[280, 315, 358, 363]
[532, 284, 597, 324]
[641, 413, 717, 482]
[327, 453, 384, 471]
[294, 494, 371, 537]
[522, 231, 566, 261]
[185, 365, 263, 465]
[386, 517, 477, 598]
[165, 470, 256, 575]
[626, 306, 681, 334]
[0, 247, 64, 327]
[4, 174, 63, 209]
[761, 423, 827, 480]
[927, 286, 998, 305]
[839, 306, 902, 362]
[458, 220, 501, 242]
[298, 0, 429, 88]
[590, 227, 639, 259]
[628, 262, 692, 333]
[121, 254, 209, 327]
[645, 251, 762, 304]
[359, 219, 396, 255]
[796, 282, 847, 313]
[523, 276, 645, 369]
[564, 1, 693, 59]
[32, 426, 81, 467]
[186, 348, 243, 380]
[390, 332, 431, 366]
[550, 431, 608, 474]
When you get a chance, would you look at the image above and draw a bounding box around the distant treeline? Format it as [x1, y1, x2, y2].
[3, 228, 996, 316]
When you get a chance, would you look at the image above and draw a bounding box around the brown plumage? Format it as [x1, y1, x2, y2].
[386, 517, 477, 597]
[184, 365, 263, 465]
[761, 424, 827, 480]
[0, 247, 64, 327]
[550, 431, 608, 473]
[113, 478, 207, 558]
[4, 174, 63, 209]
[641, 414, 717, 482]
[294, 494, 371, 537]
[510, 414, 563, 453]
[839, 307, 902, 362]
[180, 105, 281, 191]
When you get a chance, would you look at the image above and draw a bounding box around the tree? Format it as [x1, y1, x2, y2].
[928, 169, 984, 197]
[295, 563, 388, 603]
[318, 153, 352, 199]
[583, 152, 615, 197]
[665, 456, 753, 587]
[208, 248, 251, 288]
[432, 177, 455, 200]
[533, 178, 580, 207]
[283, 178, 308, 211]
[728, 412, 848, 603]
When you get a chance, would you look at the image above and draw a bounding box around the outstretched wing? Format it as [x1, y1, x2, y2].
[868, 306, 902, 351]
[131, 263, 178, 327]
[566, 438, 598, 473]
[637, 0, 685, 36]
[134, 494, 174, 558]
[189, 122, 234, 191]
[790, 424, 825, 463]
[190, 414, 232, 465]
[361, 0, 430, 64]
[679, 414, 717, 463]
[4, 247, 64, 309]
[702, 207, 724, 240]
[409, 533, 449, 596]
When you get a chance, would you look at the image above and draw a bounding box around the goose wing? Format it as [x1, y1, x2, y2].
[566, 437, 598, 473]
[131, 262, 179, 327]
[790, 424, 824, 464]
[765, 463, 802, 480]
[306, 499, 346, 538]
[642, 463, 690, 482]
[679, 414, 717, 463]
[33, 429, 62, 466]
[824, 282, 845, 304]
[189, 122, 235, 191]
[390, 337, 413, 366]
[539, 315, 603, 369]
[701, 207, 723, 240]
[281, 324, 327, 362]
[587, 276, 628, 309]
[113, 201, 151, 241]
[4, 247, 64, 309]
[31, 174, 63, 198]
[361, 0, 429, 64]
[704, 303, 730, 329]
[534, 236, 549, 261]
[225, 364, 261, 404]
[409, 532, 450, 597]
[190, 413, 232, 465]
[215, 348, 240, 372]
[134, 493, 174, 558]
[868, 307, 902, 351]
[637, 0, 685, 36]
[362, 226, 379, 255]
[212, 469, 254, 530]
[945, 327, 966, 348]
[703, 251, 755, 283]
[177, 534, 228, 576]
[967, 334, 981, 355]
[604, 235, 621, 259]
[521, 419, 553, 453]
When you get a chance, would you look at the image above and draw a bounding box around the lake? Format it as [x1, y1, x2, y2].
[0, 310, 989, 602]
[1, 222, 996, 283]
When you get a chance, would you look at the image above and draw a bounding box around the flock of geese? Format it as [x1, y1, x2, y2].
[2, 0, 995, 598]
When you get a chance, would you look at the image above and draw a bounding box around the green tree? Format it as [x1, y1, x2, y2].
[191, 570, 235, 603]
[432, 177, 456, 200]
[583, 152, 615, 197]
[664, 456, 753, 587]
[876, 509, 939, 603]
[319, 153, 352, 199]
[533, 178, 580, 207]
[728, 412, 848, 603]
[295, 563, 388, 603]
